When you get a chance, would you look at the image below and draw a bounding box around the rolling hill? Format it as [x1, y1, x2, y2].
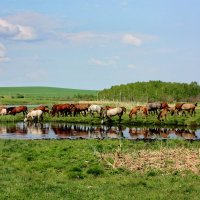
[0, 86, 98, 99]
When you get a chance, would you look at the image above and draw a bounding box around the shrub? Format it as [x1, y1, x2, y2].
[87, 165, 104, 176]
[16, 94, 24, 98]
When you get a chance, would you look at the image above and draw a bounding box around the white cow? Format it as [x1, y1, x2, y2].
[0, 108, 7, 115]
[24, 110, 43, 123]
[88, 105, 103, 116]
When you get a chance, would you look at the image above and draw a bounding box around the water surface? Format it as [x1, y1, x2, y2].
[0, 122, 199, 140]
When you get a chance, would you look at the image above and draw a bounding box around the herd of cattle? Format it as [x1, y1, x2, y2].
[129, 102, 197, 120]
[0, 101, 198, 123]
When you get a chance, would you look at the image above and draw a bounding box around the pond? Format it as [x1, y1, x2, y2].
[0, 122, 199, 140]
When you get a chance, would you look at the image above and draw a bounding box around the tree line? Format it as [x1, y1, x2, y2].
[97, 81, 200, 103]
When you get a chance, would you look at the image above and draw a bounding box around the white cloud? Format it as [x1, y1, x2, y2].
[0, 19, 37, 41]
[5, 12, 62, 39]
[122, 34, 142, 46]
[62, 32, 155, 47]
[62, 32, 110, 46]
[128, 64, 137, 69]
[89, 56, 120, 67]
[12, 26, 37, 41]
[1, 12, 156, 46]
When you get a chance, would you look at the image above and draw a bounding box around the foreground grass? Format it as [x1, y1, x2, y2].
[1, 139, 200, 199]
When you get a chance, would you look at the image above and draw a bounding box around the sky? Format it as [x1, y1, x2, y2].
[0, 0, 199, 90]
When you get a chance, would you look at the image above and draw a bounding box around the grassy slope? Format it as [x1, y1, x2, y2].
[1, 139, 200, 199]
[0, 86, 98, 98]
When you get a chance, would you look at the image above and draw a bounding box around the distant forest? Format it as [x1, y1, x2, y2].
[98, 81, 200, 103]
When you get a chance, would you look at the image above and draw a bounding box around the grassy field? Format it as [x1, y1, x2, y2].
[1, 139, 200, 199]
[0, 86, 98, 101]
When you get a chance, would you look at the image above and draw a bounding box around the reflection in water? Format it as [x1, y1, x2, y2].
[129, 127, 197, 140]
[0, 122, 198, 140]
[51, 124, 124, 139]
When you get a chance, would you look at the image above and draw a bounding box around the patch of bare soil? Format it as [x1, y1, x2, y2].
[96, 147, 200, 174]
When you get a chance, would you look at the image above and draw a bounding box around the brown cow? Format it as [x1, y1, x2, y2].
[33, 105, 49, 112]
[33, 105, 49, 115]
[129, 106, 148, 119]
[71, 103, 91, 116]
[157, 108, 169, 121]
[129, 106, 141, 119]
[175, 102, 185, 115]
[7, 106, 28, 116]
[175, 102, 197, 116]
[51, 103, 74, 117]
[181, 103, 197, 116]
[139, 106, 148, 118]
[161, 102, 169, 109]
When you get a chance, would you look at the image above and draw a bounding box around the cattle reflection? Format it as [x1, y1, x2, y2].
[51, 124, 125, 139]
[128, 127, 197, 140]
[0, 123, 27, 135]
[51, 124, 88, 138]
[26, 123, 49, 135]
[51, 125, 198, 140]
[89, 125, 124, 139]
[0, 122, 198, 140]
[129, 128, 150, 139]
[51, 124, 99, 138]
[105, 125, 124, 138]
[0, 123, 49, 135]
[0, 125, 8, 134]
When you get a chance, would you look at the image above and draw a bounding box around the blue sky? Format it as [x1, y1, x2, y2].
[0, 0, 199, 90]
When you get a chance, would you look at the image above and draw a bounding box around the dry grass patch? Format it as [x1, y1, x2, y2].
[96, 146, 200, 174]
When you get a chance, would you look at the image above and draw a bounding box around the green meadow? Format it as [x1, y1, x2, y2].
[0, 86, 98, 104]
[0, 86, 98, 98]
[1, 139, 200, 199]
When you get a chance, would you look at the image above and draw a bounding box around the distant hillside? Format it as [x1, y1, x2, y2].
[98, 81, 200, 102]
[0, 86, 98, 100]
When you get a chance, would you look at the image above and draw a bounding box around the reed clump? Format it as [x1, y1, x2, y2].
[96, 145, 200, 174]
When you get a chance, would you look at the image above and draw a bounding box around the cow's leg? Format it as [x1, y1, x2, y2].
[118, 114, 122, 123]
